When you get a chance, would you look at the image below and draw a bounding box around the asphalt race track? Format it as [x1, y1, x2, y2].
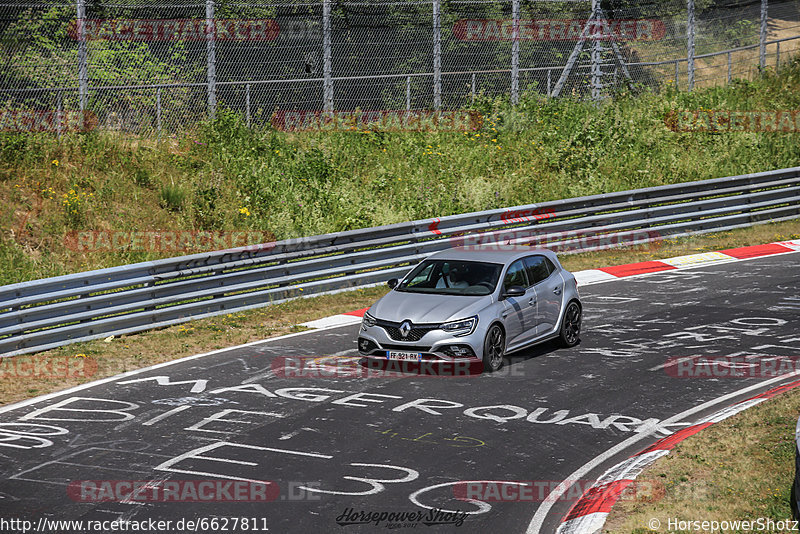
[1, 251, 798, 533]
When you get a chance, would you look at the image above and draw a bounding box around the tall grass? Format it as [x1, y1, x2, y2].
[2, 57, 800, 285]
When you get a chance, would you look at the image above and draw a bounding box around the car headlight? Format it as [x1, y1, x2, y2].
[440, 316, 478, 336]
[361, 312, 377, 330]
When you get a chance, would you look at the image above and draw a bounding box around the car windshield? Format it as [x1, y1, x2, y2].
[396, 259, 503, 296]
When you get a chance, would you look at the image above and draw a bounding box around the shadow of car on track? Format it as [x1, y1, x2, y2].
[497, 338, 581, 375]
[355, 337, 578, 378]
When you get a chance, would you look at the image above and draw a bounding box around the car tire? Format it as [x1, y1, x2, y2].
[559, 301, 582, 347]
[482, 324, 505, 373]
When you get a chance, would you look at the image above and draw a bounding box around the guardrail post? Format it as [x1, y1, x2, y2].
[144, 281, 156, 314]
[323, 0, 333, 112]
[687, 0, 695, 92]
[760, 0, 767, 71]
[206, 0, 216, 120]
[246, 83, 251, 127]
[511, 0, 520, 105]
[77, 0, 88, 111]
[433, 0, 442, 111]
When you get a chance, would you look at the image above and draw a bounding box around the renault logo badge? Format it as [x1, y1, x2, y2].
[399, 320, 412, 338]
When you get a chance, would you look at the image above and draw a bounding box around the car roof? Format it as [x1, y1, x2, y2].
[426, 245, 560, 266]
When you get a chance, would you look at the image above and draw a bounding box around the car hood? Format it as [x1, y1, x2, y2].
[369, 291, 494, 324]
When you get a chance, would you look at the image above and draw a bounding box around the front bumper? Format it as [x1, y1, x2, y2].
[358, 322, 483, 362]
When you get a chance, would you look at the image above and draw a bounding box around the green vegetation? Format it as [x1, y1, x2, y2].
[1, 56, 800, 286]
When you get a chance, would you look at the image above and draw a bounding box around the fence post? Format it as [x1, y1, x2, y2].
[56, 90, 63, 139]
[156, 86, 162, 134]
[675, 59, 679, 86]
[323, 0, 333, 112]
[206, 0, 216, 120]
[776, 41, 780, 69]
[727, 51, 731, 83]
[687, 0, 695, 91]
[471, 73, 476, 103]
[511, 0, 519, 105]
[246, 83, 251, 127]
[76, 0, 88, 111]
[760, 0, 767, 71]
[547, 68, 551, 96]
[433, 0, 441, 111]
[591, 0, 601, 101]
[406, 76, 411, 111]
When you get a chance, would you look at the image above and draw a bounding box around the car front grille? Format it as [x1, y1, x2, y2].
[380, 343, 433, 352]
[376, 319, 439, 342]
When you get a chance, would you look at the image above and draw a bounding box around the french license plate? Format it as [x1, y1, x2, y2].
[386, 350, 422, 362]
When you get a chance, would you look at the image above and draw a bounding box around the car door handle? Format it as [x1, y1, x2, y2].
[501, 311, 509, 318]
[528, 298, 536, 306]
[553, 287, 562, 295]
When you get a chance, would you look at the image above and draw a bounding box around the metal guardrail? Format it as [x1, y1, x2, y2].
[1, 166, 799, 357]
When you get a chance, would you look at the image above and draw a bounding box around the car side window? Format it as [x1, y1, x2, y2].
[544, 257, 557, 276]
[503, 259, 528, 290]
[524, 255, 551, 285]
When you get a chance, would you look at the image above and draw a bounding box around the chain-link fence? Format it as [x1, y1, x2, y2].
[1, 0, 799, 134]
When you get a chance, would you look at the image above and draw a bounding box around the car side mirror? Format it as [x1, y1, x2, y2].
[387, 278, 399, 289]
[502, 285, 525, 299]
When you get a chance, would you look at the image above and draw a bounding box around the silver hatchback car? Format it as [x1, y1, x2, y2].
[357, 247, 582, 372]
